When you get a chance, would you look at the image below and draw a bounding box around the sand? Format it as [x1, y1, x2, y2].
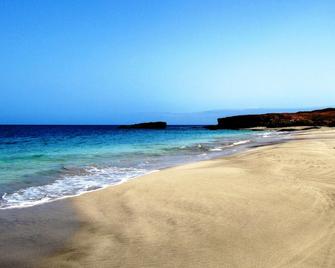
[7, 128, 335, 267]
[0, 199, 78, 268]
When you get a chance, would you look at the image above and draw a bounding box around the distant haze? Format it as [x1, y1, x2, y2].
[0, 1, 334, 124]
[133, 107, 324, 125]
[0, 107, 328, 125]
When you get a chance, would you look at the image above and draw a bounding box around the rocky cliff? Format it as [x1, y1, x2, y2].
[208, 108, 335, 129]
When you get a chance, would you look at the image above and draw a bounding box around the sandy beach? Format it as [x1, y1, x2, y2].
[2, 0, 334, 266]
[2, 128, 335, 267]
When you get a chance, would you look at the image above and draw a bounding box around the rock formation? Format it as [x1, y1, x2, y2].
[119, 121, 167, 129]
[206, 108, 335, 130]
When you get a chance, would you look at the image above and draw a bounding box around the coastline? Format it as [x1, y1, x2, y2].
[0, 129, 288, 210]
[2, 128, 335, 267]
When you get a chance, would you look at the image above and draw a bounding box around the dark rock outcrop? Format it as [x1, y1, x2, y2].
[208, 108, 335, 130]
[118, 121, 167, 129]
[204, 125, 220, 130]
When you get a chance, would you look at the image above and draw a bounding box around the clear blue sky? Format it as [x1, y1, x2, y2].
[0, 0, 334, 124]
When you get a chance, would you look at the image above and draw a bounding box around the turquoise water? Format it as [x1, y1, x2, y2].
[0, 125, 284, 208]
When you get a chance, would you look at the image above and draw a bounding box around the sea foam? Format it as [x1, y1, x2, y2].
[0, 167, 150, 209]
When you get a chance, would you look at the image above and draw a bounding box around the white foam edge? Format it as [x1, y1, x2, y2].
[0, 170, 159, 210]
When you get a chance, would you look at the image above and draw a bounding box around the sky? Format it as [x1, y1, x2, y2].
[0, 0, 334, 124]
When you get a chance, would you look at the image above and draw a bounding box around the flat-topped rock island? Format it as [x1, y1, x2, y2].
[118, 121, 167, 129]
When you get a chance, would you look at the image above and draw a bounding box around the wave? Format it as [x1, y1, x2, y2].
[0, 166, 152, 209]
[209, 148, 223, 152]
[230, 140, 250, 146]
[209, 140, 251, 151]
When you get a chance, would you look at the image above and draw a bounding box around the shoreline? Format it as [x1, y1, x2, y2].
[2, 128, 335, 267]
[45, 128, 335, 267]
[0, 131, 290, 210]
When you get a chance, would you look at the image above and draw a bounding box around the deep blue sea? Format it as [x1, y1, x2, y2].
[0, 125, 287, 208]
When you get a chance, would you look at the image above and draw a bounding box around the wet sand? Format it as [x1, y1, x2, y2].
[0, 200, 79, 268]
[2, 128, 335, 267]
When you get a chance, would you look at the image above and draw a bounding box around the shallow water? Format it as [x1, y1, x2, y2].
[0, 125, 287, 208]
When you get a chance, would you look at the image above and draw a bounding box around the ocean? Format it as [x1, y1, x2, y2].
[0, 125, 287, 209]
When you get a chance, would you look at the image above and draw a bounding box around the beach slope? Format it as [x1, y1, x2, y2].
[43, 129, 335, 267]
